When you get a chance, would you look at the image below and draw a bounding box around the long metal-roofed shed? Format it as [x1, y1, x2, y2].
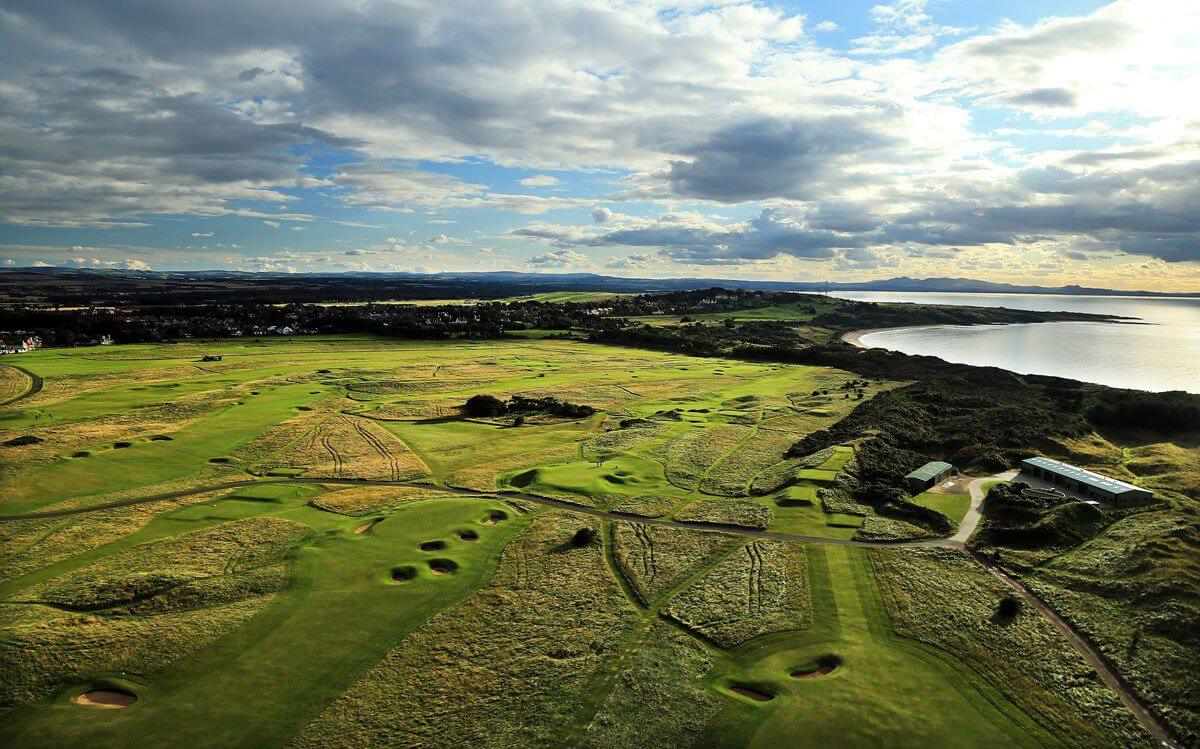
[1021, 456, 1153, 504]
[904, 461, 954, 493]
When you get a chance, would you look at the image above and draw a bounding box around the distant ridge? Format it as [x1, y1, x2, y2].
[3, 267, 1198, 298]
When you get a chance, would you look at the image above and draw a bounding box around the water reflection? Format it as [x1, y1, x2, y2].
[832, 292, 1200, 393]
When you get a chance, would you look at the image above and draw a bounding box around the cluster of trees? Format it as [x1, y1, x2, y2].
[810, 299, 1113, 330]
[2, 288, 829, 348]
[1087, 390, 1200, 435]
[588, 318, 808, 357]
[794, 437, 955, 534]
[463, 394, 596, 420]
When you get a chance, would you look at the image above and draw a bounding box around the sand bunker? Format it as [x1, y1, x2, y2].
[113, 441, 132, 449]
[428, 558, 458, 575]
[729, 684, 774, 702]
[391, 565, 417, 582]
[149, 435, 173, 441]
[209, 457, 231, 464]
[74, 689, 136, 708]
[457, 530, 479, 541]
[791, 655, 841, 679]
[419, 540, 446, 552]
[355, 519, 381, 534]
[481, 510, 508, 525]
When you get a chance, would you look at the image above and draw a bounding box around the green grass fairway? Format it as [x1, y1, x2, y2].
[701, 546, 1054, 748]
[0, 488, 529, 747]
[4, 383, 332, 515]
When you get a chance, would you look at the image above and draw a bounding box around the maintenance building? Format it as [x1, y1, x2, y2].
[904, 461, 954, 493]
[1020, 456, 1153, 504]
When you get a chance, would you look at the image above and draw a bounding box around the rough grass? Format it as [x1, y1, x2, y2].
[293, 511, 636, 747]
[0, 483, 245, 584]
[307, 484, 463, 516]
[608, 494, 685, 517]
[1, 517, 311, 711]
[20, 517, 312, 611]
[582, 621, 722, 747]
[674, 497, 773, 530]
[0, 364, 31, 404]
[665, 424, 751, 491]
[254, 413, 427, 481]
[611, 522, 742, 605]
[870, 546, 1152, 747]
[662, 540, 811, 648]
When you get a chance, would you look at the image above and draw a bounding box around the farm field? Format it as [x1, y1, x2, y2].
[0, 335, 1159, 746]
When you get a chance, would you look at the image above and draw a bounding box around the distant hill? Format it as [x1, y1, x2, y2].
[2, 267, 1197, 305]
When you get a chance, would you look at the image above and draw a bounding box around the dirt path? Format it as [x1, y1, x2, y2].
[0, 474, 1179, 746]
[952, 470, 1018, 544]
[0, 363, 42, 408]
[965, 548, 1181, 749]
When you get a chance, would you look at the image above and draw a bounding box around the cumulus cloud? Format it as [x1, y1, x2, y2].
[519, 175, 562, 187]
[0, 63, 356, 226]
[662, 115, 903, 203]
[527, 248, 592, 268]
[514, 208, 859, 265]
[1002, 87, 1077, 108]
[0, 0, 1197, 273]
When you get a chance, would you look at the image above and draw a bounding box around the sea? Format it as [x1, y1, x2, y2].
[830, 292, 1200, 394]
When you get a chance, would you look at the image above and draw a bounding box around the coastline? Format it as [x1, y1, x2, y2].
[840, 325, 946, 349]
[840, 316, 1136, 351]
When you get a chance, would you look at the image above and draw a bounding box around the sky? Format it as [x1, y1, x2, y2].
[1, 0, 1198, 291]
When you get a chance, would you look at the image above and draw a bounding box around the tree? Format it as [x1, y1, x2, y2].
[464, 394, 506, 417]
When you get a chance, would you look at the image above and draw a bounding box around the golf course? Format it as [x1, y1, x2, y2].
[0, 335, 1167, 745]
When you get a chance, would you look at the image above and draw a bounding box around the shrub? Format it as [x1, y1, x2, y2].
[996, 595, 1021, 620]
[570, 528, 597, 547]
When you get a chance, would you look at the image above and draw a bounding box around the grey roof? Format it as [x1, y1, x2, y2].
[905, 461, 953, 482]
[1021, 456, 1150, 496]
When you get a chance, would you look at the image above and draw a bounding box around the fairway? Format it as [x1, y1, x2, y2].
[0, 336, 1153, 746]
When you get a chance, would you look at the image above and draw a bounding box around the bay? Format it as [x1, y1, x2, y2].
[831, 291, 1200, 394]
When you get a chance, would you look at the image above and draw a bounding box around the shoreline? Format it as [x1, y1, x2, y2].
[840, 316, 1137, 351]
[840, 325, 945, 349]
